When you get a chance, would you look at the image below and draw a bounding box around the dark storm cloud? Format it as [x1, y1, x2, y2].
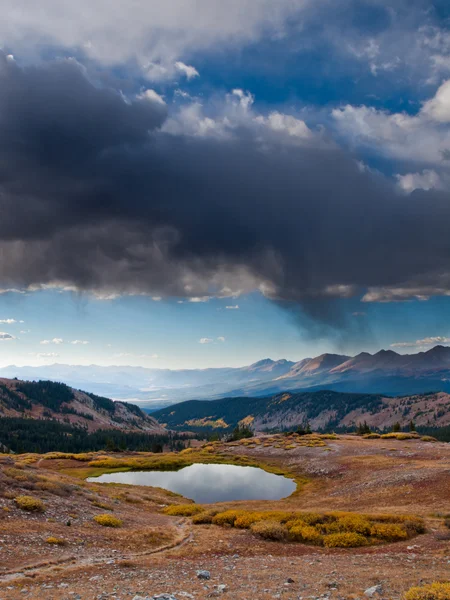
[1, 52, 450, 314]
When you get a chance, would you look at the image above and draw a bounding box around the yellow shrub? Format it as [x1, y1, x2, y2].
[289, 525, 323, 545]
[323, 532, 369, 547]
[250, 520, 289, 541]
[193, 508, 424, 546]
[14, 495, 45, 512]
[93, 514, 123, 527]
[337, 515, 372, 535]
[364, 433, 381, 439]
[234, 512, 263, 528]
[163, 504, 204, 517]
[381, 433, 419, 440]
[404, 582, 450, 600]
[212, 510, 242, 526]
[192, 510, 219, 524]
[46, 537, 66, 546]
[421, 436, 437, 442]
[295, 512, 325, 525]
[371, 523, 408, 541]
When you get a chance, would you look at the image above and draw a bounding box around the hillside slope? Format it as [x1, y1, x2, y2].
[153, 389, 450, 432]
[0, 378, 164, 433]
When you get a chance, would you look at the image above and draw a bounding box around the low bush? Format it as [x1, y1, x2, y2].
[370, 523, 408, 541]
[163, 504, 204, 517]
[381, 433, 419, 440]
[324, 532, 368, 547]
[192, 510, 219, 524]
[204, 509, 424, 547]
[337, 515, 372, 535]
[250, 520, 289, 541]
[212, 510, 241, 526]
[404, 582, 450, 600]
[289, 524, 324, 545]
[421, 436, 438, 442]
[93, 514, 123, 527]
[14, 495, 45, 512]
[46, 537, 66, 546]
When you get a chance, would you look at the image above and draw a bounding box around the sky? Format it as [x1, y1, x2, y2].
[1, 0, 450, 369]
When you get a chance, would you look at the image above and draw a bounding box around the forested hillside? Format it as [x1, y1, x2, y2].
[0, 377, 164, 433]
[153, 389, 450, 434]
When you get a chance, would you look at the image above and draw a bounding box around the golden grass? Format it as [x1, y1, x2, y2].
[323, 532, 368, 547]
[250, 520, 288, 541]
[404, 583, 450, 600]
[93, 514, 123, 527]
[182, 509, 426, 547]
[381, 433, 420, 440]
[192, 509, 219, 524]
[14, 495, 45, 512]
[46, 536, 67, 546]
[163, 504, 204, 516]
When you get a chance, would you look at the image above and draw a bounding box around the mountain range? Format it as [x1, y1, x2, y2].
[153, 389, 450, 433]
[3, 345, 450, 409]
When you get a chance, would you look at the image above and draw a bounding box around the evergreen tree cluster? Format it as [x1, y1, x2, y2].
[0, 417, 189, 454]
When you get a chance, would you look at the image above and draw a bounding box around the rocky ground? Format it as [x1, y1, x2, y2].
[0, 435, 449, 599]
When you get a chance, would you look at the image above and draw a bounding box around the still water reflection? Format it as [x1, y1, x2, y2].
[88, 463, 296, 503]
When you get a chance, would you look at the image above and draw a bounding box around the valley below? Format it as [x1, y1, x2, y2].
[0, 434, 449, 599]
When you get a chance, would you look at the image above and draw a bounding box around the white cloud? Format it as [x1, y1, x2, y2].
[226, 305, 239, 310]
[163, 88, 326, 153]
[189, 296, 211, 303]
[255, 112, 312, 140]
[396, 169, 443, 193]
[151, 296, 162, 301]
[0, 318, 17, 324]
[0, 1, 304, 77]
[362, 286, 450, 303]
[71, 340, 89, 345]
[139, 89, 166, 105]
[0, 288, 26, 295]
[200, 336, 225, 344]
[391, 336, 450, 349]
[231, 88, 255, 111]
[0, 332, 15, 340]
[40, 338, 64, 345]
[332, 79, 450, 168]
[36, 352, 59, 358]
[174, 61, 199, 80]
[422, 80, 450, 123]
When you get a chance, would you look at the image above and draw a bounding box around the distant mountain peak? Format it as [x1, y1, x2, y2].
[250, 358, 275, 367]
[425, 344, 450, 355]
[374, 349, 400, 357]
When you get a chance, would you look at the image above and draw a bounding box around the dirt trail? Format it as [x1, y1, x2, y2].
[0, 520, 193, 583]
